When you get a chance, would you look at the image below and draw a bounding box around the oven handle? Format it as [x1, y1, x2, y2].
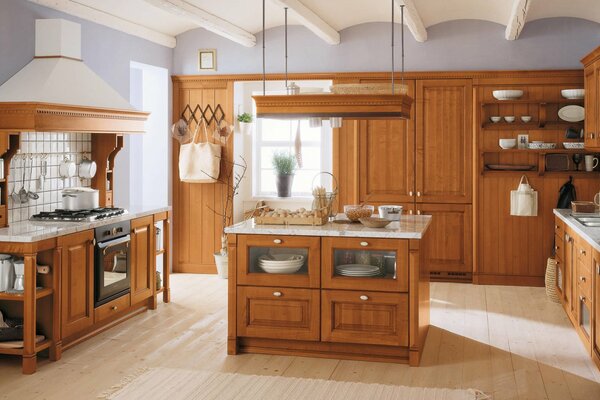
[98, 235, 131, 255]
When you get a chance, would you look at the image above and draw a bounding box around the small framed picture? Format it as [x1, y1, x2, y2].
[517, 134, 529, 149]
[198, 49, 216, 71]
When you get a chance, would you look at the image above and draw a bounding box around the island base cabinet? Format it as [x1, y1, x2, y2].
[321, 290, 408, 347]
[237, 286, 320, 341]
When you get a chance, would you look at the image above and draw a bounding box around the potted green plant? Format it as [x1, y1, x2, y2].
[237, 112, 253, 136]
[272, 151, 297, 197]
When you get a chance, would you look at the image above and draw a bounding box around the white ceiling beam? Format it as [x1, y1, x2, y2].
[394, 0, 427, 43]
[269, 0, 340, 45]
[143, 0, 256, 47]
[27, 0, 176, 48]
[505, 0, 532, 40]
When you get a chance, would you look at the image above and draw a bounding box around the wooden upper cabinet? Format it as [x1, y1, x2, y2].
[359, 81, 416, 204]
[416, 79, 473, 203]
[584, 63, 599, 148]
[130, 216, 155, 304]
[59, 230, 94, 339]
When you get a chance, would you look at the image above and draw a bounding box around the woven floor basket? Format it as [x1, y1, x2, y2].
[545, 258, 561, 303]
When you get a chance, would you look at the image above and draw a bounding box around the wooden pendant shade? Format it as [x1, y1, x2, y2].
[252, 93, 413, 120]
[0, 102, 149, 133]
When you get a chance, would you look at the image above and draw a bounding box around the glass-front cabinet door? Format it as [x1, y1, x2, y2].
[237, 235, 320, 288]
[321, 237, 409, 292]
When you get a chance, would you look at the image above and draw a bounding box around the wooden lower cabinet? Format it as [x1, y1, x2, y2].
[417, 203, 472, 280]
[593, 250, 600, 368]
[130, 216, 155, 304]
[237, 286, 320, 341]
[321, 289, 408, 346]
[58, 230, 94, 339]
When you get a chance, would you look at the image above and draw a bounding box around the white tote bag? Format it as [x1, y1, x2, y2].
[178, 121, 221, 183]
[510, 175, 538, 216]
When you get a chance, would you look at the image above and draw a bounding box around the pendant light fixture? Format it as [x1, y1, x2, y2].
[253, 1, 412, 120]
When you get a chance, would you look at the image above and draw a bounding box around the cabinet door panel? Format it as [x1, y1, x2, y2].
[359, 81, 415, 203]
[321, 289, 408, 346]
[418, 203, 472, 274]
[237, 286, 320, 341]
[59, 230, 94, 339]
[131, 216, 154, 304]
[593, 251, 600, 362]
[416, 79, 473, 203]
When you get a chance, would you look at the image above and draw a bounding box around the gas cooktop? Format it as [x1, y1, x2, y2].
[30, 208, 127, 222]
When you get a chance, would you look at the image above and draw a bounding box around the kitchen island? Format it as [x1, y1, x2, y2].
[225, 215, 432, 365]
[0, 205, 171, 374]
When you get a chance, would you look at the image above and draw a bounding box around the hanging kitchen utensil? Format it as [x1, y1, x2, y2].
[294, 121, 303, 168]
[27, 156, 39, 200]
[10, 160, 20, 203]
[557, 176, 577, 209]
[37, 157, 47, 191]
[510, 175, 538, 216]
[18, 157, 28, 204]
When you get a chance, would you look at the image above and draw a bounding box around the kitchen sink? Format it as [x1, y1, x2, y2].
[573, 214, 600, 227]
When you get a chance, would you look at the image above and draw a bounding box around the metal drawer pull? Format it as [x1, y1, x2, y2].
[273, 291, 282, 297]
[580, 295, 586, 303]
[360, 241, 369, 247]
[359, 295, 369, 301]
[273, 239, 282, 244]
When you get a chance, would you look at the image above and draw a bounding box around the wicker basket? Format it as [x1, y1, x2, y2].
[329, 83, 409, 95]
[545, 258, 561, 303]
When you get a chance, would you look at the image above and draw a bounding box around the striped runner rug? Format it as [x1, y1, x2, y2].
[101, 367, 488, 400]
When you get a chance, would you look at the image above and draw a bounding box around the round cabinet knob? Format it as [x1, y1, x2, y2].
[417, 192, 421, 197]
[273, 239, 282, 244]
[360, 241, 369, 247]
[580, 295, 586, 303]
[580, 249, 586, 256]
[111, 306, 118, 311]
[580, 276, 586, 282]
[359, 295, 369, 301]
[554, 246, 559, 250]
[273, 291, 282, 297]
[409, 191, 414, 197]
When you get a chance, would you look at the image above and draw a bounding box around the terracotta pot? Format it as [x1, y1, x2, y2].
[275, 174, 294, 197]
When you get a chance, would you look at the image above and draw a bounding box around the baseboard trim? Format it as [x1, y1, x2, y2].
[474, 274, 544, 287]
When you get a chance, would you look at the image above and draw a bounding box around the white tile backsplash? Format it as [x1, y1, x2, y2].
[8, 132, 93, 223]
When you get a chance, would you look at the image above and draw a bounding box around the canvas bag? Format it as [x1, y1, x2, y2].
[510, 175, 538, 216]
[178, 121, 221, 183]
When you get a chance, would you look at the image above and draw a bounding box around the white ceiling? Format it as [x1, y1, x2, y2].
[27, 0, 600, 48]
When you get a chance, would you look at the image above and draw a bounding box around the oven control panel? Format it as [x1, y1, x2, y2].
[95, 220, 131, 241]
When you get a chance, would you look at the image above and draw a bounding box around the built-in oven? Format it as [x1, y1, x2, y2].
[94, 220, 131, 307]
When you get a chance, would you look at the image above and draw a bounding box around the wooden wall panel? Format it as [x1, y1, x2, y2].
[172, 80, 234, 273]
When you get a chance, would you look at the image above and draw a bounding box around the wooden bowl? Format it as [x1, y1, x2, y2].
[358, 217, 392, 228]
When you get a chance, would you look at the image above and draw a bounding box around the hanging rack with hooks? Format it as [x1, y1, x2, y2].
[180, 103, 227, 126]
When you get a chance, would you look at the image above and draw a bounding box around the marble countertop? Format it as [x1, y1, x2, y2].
[225, 214, 432, 239]
[0, 205, 171, 243]
[554, 209, 600, 252]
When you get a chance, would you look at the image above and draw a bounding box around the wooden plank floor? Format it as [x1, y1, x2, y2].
[0, 275, 599, 399]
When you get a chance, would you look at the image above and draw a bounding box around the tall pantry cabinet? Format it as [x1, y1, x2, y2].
[339, 78, 473, 281]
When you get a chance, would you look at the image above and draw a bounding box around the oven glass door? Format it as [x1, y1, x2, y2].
[96, 235, 131, 306]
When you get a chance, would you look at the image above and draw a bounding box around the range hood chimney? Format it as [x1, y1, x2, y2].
[0, 19, 147, 134]
[0, 19, 134, 110]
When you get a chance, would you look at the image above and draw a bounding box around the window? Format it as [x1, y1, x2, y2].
[253, 117, 332, 197]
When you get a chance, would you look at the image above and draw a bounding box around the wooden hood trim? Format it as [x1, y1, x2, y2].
[0, 102, 149, 133]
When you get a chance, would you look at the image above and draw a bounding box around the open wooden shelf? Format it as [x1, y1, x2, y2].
[481, 99, 584, 106]
[481, 148, 591, 154]
[0, 339, 52, 356]
[0, 288, 53, 301]
[482, 121, 583, 130]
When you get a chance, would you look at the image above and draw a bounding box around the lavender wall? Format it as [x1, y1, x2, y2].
[174, 18, 600, 75]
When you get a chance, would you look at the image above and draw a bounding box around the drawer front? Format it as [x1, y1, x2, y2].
[94, 294, 130, 323]
[576, 258, 592, 298]
[575, 238, 591, 264]
[322, 237, 408, 292]
[554, 219, 565, 241]
[321, 289, 408, 346]
[554, 233, 564, 262]
[237, 235, 320, 288]
[237, 286, 320, 341]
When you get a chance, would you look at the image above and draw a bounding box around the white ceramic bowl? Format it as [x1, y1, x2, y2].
[504, 116, 516, 123]
[561, 89, 585, 100]
[489, 116, 501, 123]
[499, 139, 517, 149]
[521, 115, 532, 123]
[493, 90, 524, 100]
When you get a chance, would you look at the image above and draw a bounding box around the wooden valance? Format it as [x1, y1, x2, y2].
[0, 102, 149, 133]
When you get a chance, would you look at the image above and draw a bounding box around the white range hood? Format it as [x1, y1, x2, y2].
[0, 19, 135, 111]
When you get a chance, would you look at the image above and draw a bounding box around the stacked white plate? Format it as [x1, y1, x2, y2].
[335, 264, 381, 277]
[258, 254, 305, 274]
